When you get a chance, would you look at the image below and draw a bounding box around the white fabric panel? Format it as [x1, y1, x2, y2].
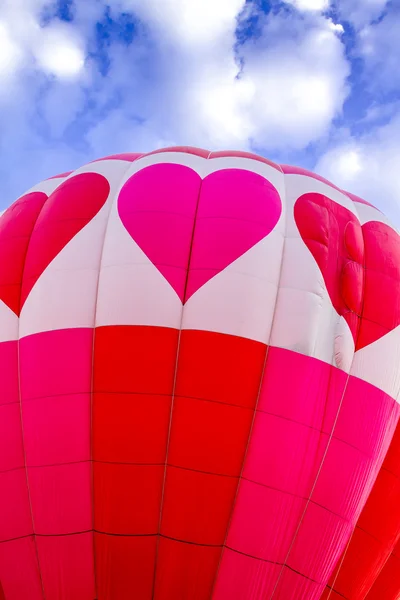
[0, 178, 68, 342]
[182, 229, 285, 342]
[2, 150, 400, 401]
[20, 160, 131, 337]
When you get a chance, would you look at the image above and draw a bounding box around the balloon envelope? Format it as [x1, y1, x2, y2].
[0, 146, 400, 600]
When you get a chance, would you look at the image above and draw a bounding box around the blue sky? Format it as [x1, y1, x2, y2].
[0, 0, 399, 222]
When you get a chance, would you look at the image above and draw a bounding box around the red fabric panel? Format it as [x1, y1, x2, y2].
[325, 419, 400, 599]
[93, 325, 179, 598]
[168, 395, 254, 476]
[94, 462, 163, 535]
[365, 538, 400, 599]
[93, 392, 171, 464]
[153, 537, 221, 600]
[153, 329, 267, 598]
[93, 325, 178, 395]
[95, 534, 157, 600]
[36, 534, 95, 600]
[175, 329, 266, 408]
[160, 465, 238, 545]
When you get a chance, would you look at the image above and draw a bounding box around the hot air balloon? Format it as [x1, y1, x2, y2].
[0, 146, 399, 600]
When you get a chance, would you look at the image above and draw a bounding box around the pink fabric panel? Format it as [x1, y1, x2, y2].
[47, 171, 73, 179]
[91, 152, 143, 162]
[334, 375, 397, 457]
[0, 402, 24, 471]
[345, 190, 377, 209]
[243, 412, 329, 497]
[28, 462, 92, 535]
[280, 164, 343, 194]
[19, 328, 94, 598]
[36, 533, 95, 600]
[0, 340, 19, 406]
[210, 149, 281, 170]
[23, 393, 90, 466]
[284, 501, 352, 587]
[0, 469, 33, 542]
[0, 537, 43, 600]
[147, 146, 210, 158]
[19, 328, 93, 401]
[212, 548, 282, 599]
[213, 347, 399, 599]
[267, 568, 324, 600]
[226, 479, 307, 562]
[0, 340, 37, 597]
[257, 347, 344, 432]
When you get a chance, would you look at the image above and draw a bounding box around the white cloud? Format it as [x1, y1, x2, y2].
[337, 0, 389, 28]
[283, 0, 330, 12]
[34, 26, 85, 79]
[0, 0, 352, 207]
[40, 83, 87, 138]
[112, 0, 246, 48]
[0, 22, 23, 77]
[328, 20, 345, 34]
[0, 0, 86, 81]
[355, 10, 400, 91]
[78, 0, 348, 152]
[231, 13, 349, 150]
[315, 111, 400, 225]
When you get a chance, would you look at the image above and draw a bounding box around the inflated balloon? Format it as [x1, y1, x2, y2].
[0, 146, 400, 600]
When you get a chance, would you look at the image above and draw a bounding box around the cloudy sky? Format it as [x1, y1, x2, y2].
[0, 0, 399, 222]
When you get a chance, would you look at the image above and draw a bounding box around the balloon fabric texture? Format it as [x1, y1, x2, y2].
[0, 146, 400, 600]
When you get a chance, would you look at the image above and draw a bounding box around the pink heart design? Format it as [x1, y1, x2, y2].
[294, 193, 400, 350]
[0, 191, 48, 315]
[0, 173, 110, 316]
[118, 163, 282, 303]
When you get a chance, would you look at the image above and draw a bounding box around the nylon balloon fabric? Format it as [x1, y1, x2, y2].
[0, 147, 400, 600]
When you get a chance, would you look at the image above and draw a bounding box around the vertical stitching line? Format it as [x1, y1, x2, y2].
[209, 164, 286, 598]
[17, 342, 46, 600]
[150, 150, 212, 600]
[17, 191, 53, 600]
[325, 205, 400, 599]
[269, 198, 368, 599]
[89, 156, 144, 599]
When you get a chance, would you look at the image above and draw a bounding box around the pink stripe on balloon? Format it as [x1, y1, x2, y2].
[213, 347, 399, 598]
[0, 537, 43, 600]
[23, 393, 90, 467]
[28, 462, 92, 535]
[0, 403, 24, 472]
[19, 328, 93, 400]
[37, 533, 95, 600]
[0, 469, 33, 542]
[0, 341, 19, 406]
